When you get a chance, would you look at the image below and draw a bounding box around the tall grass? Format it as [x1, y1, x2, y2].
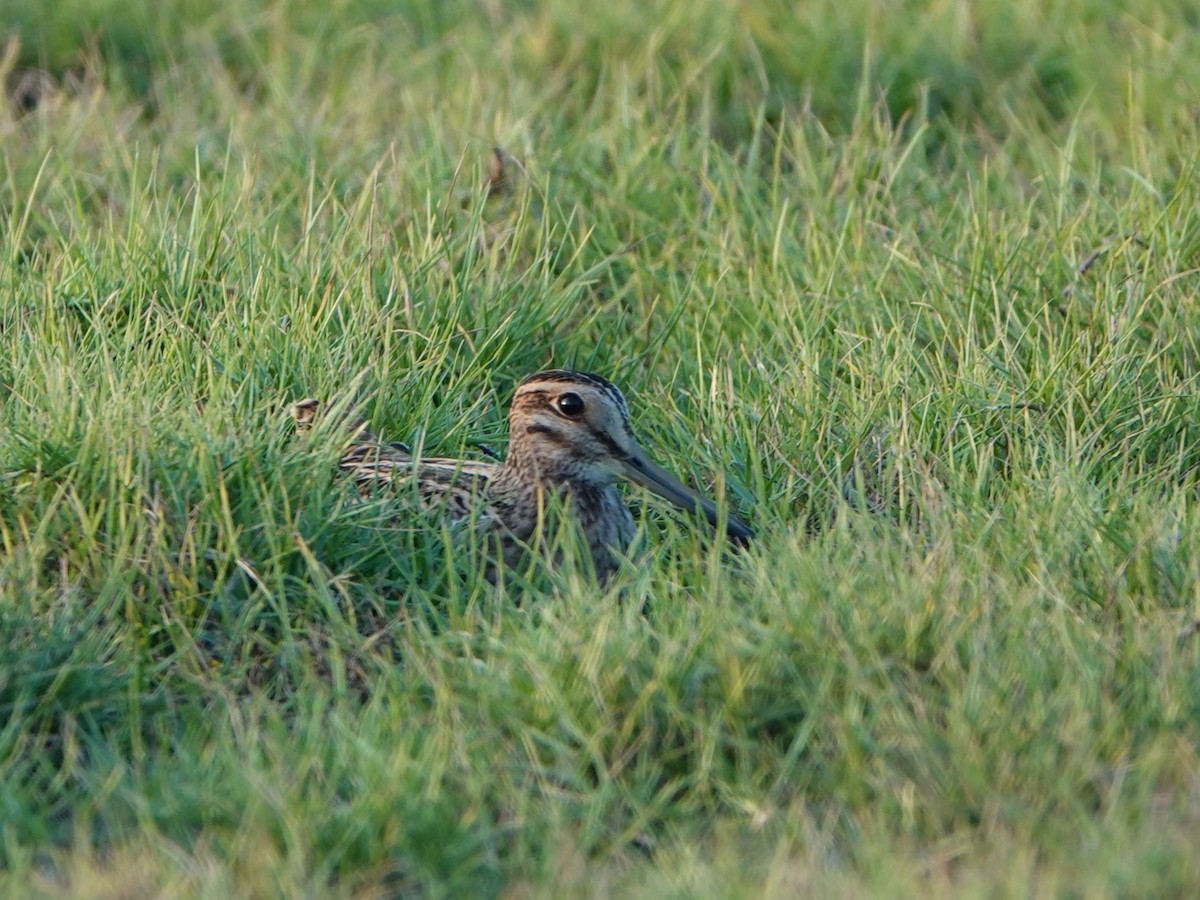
[2, 0, 1199, 895]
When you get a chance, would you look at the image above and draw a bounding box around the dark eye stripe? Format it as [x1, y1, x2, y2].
[525, 422, 571, 446]
[515, 370, 633, 430]
[591, 429, 626, 460]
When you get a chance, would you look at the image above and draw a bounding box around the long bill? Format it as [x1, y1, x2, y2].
[621, 446, 754, 546]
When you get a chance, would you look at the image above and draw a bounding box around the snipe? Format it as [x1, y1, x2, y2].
[295, 370, 753, 579]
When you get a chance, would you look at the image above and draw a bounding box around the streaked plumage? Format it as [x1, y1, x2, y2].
[295, 370, 753, 579]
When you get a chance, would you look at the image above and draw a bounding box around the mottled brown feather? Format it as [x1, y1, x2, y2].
[293, 371, 752, 579]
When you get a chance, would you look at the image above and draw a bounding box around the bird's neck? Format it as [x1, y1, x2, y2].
[492, 440, 614, 502]
[499, 434, 567, 485]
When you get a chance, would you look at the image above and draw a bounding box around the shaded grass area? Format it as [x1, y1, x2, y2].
[2, 0, 1200, 895]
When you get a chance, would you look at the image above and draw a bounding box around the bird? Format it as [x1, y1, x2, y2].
[294, 370, 753, 579]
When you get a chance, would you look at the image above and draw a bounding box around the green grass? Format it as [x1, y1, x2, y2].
[2, 0, 1199, 895]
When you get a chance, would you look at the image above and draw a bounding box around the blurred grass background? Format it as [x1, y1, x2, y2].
[2, 0, 1199, 895]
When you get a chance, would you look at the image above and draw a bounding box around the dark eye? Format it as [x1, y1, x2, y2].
[556, 392, 585, 417]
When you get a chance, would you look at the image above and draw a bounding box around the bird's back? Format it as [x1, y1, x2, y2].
[347, 447, 500, 522]
[294, 398, 502, 524]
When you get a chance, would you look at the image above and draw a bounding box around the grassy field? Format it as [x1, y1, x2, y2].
[2, 0, 1199, 895]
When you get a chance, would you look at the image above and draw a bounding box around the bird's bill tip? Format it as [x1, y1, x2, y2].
[620, 448, 753, 546]
[724, 515, 755, 546]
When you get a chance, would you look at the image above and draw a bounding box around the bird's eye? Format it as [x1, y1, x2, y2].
[556, 392, 585, 417]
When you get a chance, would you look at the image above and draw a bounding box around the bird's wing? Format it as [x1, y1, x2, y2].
[295, 397, 504, 526]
